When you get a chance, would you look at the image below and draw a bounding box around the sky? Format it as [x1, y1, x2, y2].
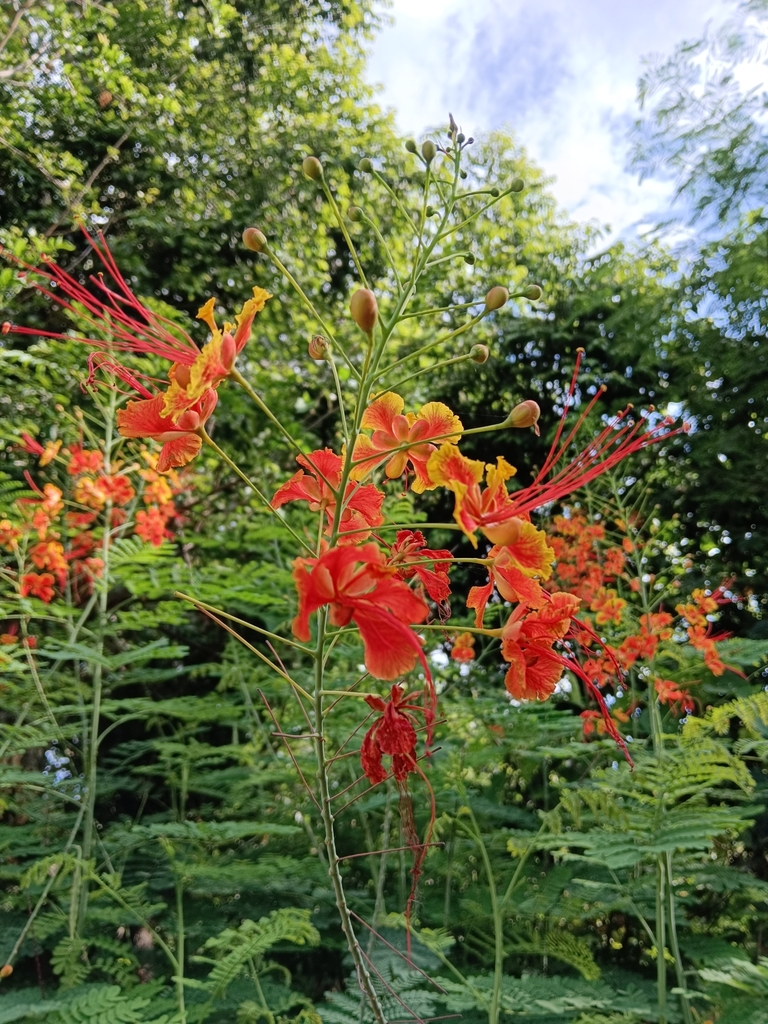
[365, 0, 735, 240]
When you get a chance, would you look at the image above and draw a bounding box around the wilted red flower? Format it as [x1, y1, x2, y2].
[291, 543, 430, 681]
[360, 685, 422, 785]
[272, 448, 384, 543]
[388, 529, 453, 602]
[20, 572, 56, 603]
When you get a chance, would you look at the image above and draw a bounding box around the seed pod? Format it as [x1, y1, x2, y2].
[421, 140, 436, 163]
[470, 344, 490, 364]
[242, 227, 267, 253]
[358, 158, 373, 173]
[348, 206, 363, 222]
[302, 156, 323, 180]
[405, 139, 417, 153]
[484, 286, 509, 311]
[509, 177, 525, 192]
[524, 284, 542, 301]
[349, 288, 378, 333]
[308, 334, 329, 360]
[506, 400, 541, 434]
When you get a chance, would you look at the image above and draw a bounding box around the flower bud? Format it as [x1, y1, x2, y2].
[470, 344, 490, 364]
[242, 227, 267, 253]
[349, 288, 378, 333]
[426, 205, 436, 217]
[457, 132, 465, 144]
[459, 169, 468, 179]
[308, 334, 329, 360]
[405, 139, 417, 153]
[220, 331, 236, 372]
[358, 158, 373, 173]
[421, 140, 436, 163]
[523, 284, 542, 301]
[302, 155, 323, 180]
[490, 187, 500, 197]
[464, 253, 476, 265]
[0, 965, 12, 979]
[1, 321, 10, 334]
[484, 286, 509, 311]
[505, 400, 541, 435]
[348, 206, 363, 222]
[509, 177, 525, 192]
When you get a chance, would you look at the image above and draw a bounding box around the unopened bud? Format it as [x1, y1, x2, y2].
[405, 139, 417, 153]
[426, 206, 436, 217]
[459, 169, 468, 179]
[457, 132, 465, 144]
[308, 334, 329, 360]
[242, 227, 267, 253]
[484, 286, 509, 311]
[358, 158, 373, 173]
[348, 206, 363, 222]
[220, 332, 236, 372]
[421, 140, 436, 163]
[0, 965, 12, 979]
[505, 400, 541, 435]
[470, 344, 489, 364]
[302, 156, 323, 180]
[464, 253, 476, 265]
[523, 284, 542, 301]
[490, 187, 500, 197]
[1, 321, 10, 334]
[349, 288, 378, 333]
[509, 177, 525, 192]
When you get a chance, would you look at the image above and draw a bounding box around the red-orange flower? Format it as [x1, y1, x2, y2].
[499, 593, 581, 701]
[0, 519, 22, 550]
[67, 445, 103, 476]
[388, 529, 453, 602]
[360, 684, 423, 785]
[467, 519, 555, 625]
[351, 392, 463, 493]
[117, 387, 218, 473]
[272, 449, 384, 543]
[451, 632, 476, 662]
[135, 507, 172, 546]
[655, 678, 695, 714]
[590, 588, 627, 626]
[291, 543, 430, 681]
[20, 572, 56, 603]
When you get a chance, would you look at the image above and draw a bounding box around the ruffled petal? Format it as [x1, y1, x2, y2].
[361, 391, 404, 433]
[233, 286, 272, 353]
[416, 401, 463, 443]
[467, 579, 494, 628]
[272, 470, 313, 509]
[157, 433, 202, 472]
[117, 393, 174, 439]
[493, 563, 546, 609]
[353, 604, 427, 680]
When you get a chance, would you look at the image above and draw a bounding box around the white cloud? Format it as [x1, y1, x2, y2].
[366, 0, 735, 239]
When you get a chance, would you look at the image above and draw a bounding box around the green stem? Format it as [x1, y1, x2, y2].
[656, 856, 668, 1024]
[665, 851, 693, 1024]
[175, 872, 187, 1024]
[461, 810, 504, 1024]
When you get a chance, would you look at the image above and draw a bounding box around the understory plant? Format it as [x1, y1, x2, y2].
[4, 120, 766, 1024]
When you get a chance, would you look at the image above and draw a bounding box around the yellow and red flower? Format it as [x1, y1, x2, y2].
[20, 572, 56, 603]
[451, 632, 476, 663]
[117, 387, 218, 473]
[351, 392, 462, 492]
[499, 592, 580, 702]
[467, 519, 555, 625]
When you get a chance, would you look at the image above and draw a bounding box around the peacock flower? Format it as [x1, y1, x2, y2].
[498, 592, 581, 702]
[117, 382, 218, 473]
[291, 543, 430, 681]
[467, 519, 555, 626]
[29, 540, 68, 583]
[351, 391, 463, 492]
[272, 448, 384, 543]
[20, 434, 62, 466]
[387, 529, 453, 603]
[589, 587, 627, 626]
[451, 632, 476, 662]
[0, 520, 22, 550]
[360, 685, 423, 785]
[66, 445, 103, 476]
[20, 572, 56, 603]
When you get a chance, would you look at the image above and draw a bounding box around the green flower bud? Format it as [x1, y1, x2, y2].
[348, 206, 363, 222]
[242, 227, 268, 253]
[484, 286, 509, 311]
[490, 187, 500, 197]
[470, 344, 490, 364]
[349, 288, 378, 333]
[358, 158, 373, 173]
[405, 139, 417, 153]
[426, 205, 436, 217]
[457, 132, 465, 144]
[302, 155, 323, 180]
[509, 177, 525, 192]
[459, 169, 468, 179]
[523, 284, 542, 301]
[464, 252, 476, 265]
[421, 140, 436, 163]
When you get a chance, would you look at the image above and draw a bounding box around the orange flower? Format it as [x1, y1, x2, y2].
[351, 392, 462, 493]
[117, 387, 218, 473]
[134, 507, 171, 546]
[467, 520, 555, 626]
[20, 434, 61, 466]
[590, 588, 627, 626]
[655, 678, 694, 714]
[30, 540, 67, 579]
[101, 474, 135, 507]
[272, 448, 384, 543]
[20, 572, 56, 603]
[451, 632, 476, 662]
[0, 519, 22, 550]
[499, 593, 580, 701]
[67, 445, 103, 476]
[291, 543, 430, 681]
[73, 476, 109, 510]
